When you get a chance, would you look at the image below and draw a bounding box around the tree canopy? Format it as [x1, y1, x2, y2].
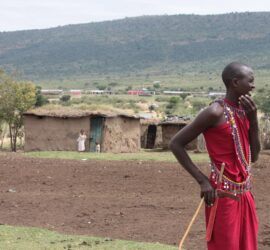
[0, 71, 36, 151]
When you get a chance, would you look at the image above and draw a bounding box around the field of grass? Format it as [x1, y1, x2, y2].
[24, 150, 209, 163]
[38, 69, 270, 91]
[0, 225, 178, 250]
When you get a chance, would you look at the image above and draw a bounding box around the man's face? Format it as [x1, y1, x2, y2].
[235, 67, 255, 96]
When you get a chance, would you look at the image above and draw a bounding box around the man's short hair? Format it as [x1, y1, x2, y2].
[222, 62, 250, 88]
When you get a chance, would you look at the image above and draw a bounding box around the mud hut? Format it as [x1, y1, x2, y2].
[260, 117, 270, 149]
[140, 118, 162, 149]
[160, 117, 197, 150]
[23, 108, 140, 153]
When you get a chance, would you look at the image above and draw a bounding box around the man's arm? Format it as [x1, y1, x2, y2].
[169, 103, 223, 206]
[239, 95, 261, 162]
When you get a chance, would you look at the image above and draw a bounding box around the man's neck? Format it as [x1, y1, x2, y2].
[225, 92, 239, 105]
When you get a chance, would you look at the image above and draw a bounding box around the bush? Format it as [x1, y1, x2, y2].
[60, 95, 71, 102]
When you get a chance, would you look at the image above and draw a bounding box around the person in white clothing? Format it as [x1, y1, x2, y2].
[96, 142, 101, 153]
[77, 129, 87, 152]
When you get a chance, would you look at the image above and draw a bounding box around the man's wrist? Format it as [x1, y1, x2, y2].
[197, 175, 209, 185]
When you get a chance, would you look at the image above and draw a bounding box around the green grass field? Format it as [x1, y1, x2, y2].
[24, 150, 209, 163]
[0, 225, 178, 250]
[38, 69, 270, 91]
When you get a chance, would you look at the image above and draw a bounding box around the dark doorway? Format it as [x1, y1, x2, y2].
[146, 125, 157, 149]
[89, 116, 104, 152]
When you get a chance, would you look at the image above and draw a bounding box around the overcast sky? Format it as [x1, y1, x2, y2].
[1, 0, 270, 32]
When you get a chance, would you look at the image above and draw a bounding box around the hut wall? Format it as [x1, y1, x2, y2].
[155, 125, 163, 148]
[24, 116, 89, 151]
[260, 118, 270, 149]
[140, 124, 163, 149]
[161, 124, 197, 150]
[140, 124, 149, 148]
[102, 117, 140, 153]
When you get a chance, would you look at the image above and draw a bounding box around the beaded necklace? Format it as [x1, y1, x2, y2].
[223, 99, 251, 173]
[209, 99, 252, 193]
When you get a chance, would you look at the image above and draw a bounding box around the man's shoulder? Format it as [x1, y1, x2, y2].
[201, 101, 224, 119]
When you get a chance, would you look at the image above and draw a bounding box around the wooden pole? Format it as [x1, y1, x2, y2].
[178, 197, 204, 250]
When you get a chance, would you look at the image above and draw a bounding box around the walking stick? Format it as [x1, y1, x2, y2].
[179, 163, 239, 249]
[178, 197, 204, 250]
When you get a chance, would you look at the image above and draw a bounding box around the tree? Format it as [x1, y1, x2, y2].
[109, 82, 118, 87]
[148, 103, 159, 113]
[179, 93, 189, 100]
[0, 74, 36, 151]
[125, 85, 132, 91]
[153, 83, 160, 89]
[97, 84, 107, 90]
[60, 95, 71, 102]
[165, 97, 181, 115]
[35, 86, 49, 107]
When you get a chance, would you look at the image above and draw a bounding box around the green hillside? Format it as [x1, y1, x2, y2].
[1, 12, 270, 85]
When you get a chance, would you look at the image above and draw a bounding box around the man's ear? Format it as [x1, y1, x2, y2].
[231, 78, 239, 88]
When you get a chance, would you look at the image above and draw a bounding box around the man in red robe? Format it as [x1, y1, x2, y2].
[170, 62, 260, 250]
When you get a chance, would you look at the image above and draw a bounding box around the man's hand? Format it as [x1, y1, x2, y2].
[239, 94, 260, 162]
[200, 179, 215, 206]
[239, 95, 257, 122]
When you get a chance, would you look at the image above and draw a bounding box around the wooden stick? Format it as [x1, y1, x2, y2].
[178, 197, 204, 250]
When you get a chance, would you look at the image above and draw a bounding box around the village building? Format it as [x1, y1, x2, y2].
[163, 90, 207, 97]
[159, 117, 198, 150]
[140, 118, 162, 149]
[41, 89, 63, 95]
[24, 108, 140, 153]
[85, 90, 113, 95]
[127, 89, 155, 96]
[69, 89, 82, 98]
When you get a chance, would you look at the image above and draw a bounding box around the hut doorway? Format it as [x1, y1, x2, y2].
[146, 125, 156, 149]
[89, 117, 104, 152]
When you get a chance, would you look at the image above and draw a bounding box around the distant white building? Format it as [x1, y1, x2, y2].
[163, 91, 206, 96]
[208, 92, 225, 97]
[41, 89, 63, 95]
[86, 90, 113, 95]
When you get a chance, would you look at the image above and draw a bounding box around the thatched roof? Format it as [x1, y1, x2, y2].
[160, 120, 188, 125]
[140, 118, 161, 125]
[159, 116, 192, 125]
[24, 107, 139, 119]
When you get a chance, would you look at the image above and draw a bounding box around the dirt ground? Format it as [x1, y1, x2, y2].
[0, 152, 269, 250]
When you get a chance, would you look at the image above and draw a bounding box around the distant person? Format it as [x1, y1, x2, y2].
[170, 62, 260, 249]
[77, 129, 87, 152]
[95, 142, 101, 153]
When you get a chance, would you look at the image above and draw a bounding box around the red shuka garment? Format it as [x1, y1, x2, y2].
[203, 99, 258, 250]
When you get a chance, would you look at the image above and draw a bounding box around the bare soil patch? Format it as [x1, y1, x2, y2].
[0, 152, 269, 249]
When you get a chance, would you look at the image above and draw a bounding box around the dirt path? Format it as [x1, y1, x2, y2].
[0, 152, 269, 249]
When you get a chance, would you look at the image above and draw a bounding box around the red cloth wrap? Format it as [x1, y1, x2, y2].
[203, 99, 258, 250]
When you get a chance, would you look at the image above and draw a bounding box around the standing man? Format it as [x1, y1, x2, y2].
[170, 62, 260, 250]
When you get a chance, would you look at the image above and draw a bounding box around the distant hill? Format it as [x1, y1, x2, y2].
[1, 12, 270, 81]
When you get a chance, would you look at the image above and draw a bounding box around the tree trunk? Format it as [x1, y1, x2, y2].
[13, 128, 18, 152]
[9, 123, 18, 152]
[9, 124, 13, 151]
